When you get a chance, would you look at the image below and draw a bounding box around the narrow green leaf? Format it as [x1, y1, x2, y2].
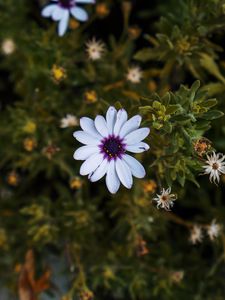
[200, 53, 225, 83]
[134, 48, 159, 61]
[201, 110, 224, 120]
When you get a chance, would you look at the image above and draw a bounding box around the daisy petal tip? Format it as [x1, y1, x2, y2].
[73, 131, 78, 138]
[109, 189, 116, 194]
[108, 106, 116, 112]
[73, 151, 77, 160]
[145, 144, 150, 151]
[79, 117, 86, 125]
[139, 170, 146, 179]
[79, 166, 87, 176]
[58, 31, 65, 37]
[88, 172, 94, 181]
[137, 115, 142, 122]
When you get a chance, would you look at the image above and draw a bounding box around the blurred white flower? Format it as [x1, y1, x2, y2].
[126, 66, 143, 84]
[207, 220, 221, 241]
[190, 225, 203, 244]
[170, 270, 184, 284]
[73, 106, 150, 194]
[60, 114, 78, 128]
[202, 151, 225, 184]
[148, 216, 154, 223]
[86, 38, 105, 60]
[1, 38, 15, 55]
[153, 187, 177, 211]
[41, 0, 95, 36]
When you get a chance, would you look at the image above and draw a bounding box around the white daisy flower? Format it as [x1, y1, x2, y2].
[60, 114, 78, 128]
[126, 66, 143, 84]
[153, 187, 177, 211]
[1, 38, 16, 55]
[189, 225, 203, 245]
[86, 37, 105, 60]
[202, 151, 225, 184]
[207, 220, 221, 241]
[73, 106, 150, 194]
[41, 0, 95, 37]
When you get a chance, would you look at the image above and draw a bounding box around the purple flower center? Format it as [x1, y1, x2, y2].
[59, 0, 75, 8]
[99, 135, 126, 161]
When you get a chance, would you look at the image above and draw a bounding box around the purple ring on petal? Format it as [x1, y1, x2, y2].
[99, 135, 126, 161]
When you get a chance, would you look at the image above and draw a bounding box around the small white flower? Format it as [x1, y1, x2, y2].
[60, 114, 78, 128]
[148, 216, 154, 223]
[207, 220, 221, 241]
[86, 38, 105, 60]
[189, 225, 203, 245]
[202, 151, 225, 184]
[1, 38, 16, 55]
[73, 106, 150, 194]
[153, 187, 177, 211]
[126, 66, 143, 84]
[170, 270, 184, 284]
[41, 0, 95, 37]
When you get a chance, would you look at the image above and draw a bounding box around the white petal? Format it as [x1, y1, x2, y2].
[123, 154, 146, 178]
[215, 171, 220, 183]
[106, 160, 120, 194]
[125, 128, 150, 145]
[80, 117, 102, 139]
[106, 106, 117, 135]
[88, 159, 108, 182]
[76, 0, 95, 3]
[126, 142, 150, 153]
[73, 131, 100, 145]
[70, 7, 88, 21]
[52, 6, 64, 21]
[73, 145, 99, 160]
[218, 155, 225, 163]
[203, 166, 212, 174]
[95, 115, 109, 137]
[58, 10, 69, 36]
[115, 158, 133, 189]
[80, 153, 103, 176]
[219, 167, 225, 174]
[41, 4, 57, 17]
[113, 109, 128, 136]
[120, 115, 142, 138]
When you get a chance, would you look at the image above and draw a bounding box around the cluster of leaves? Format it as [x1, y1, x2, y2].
[135, 0, 225, 84]
[137, 80, 223, 186]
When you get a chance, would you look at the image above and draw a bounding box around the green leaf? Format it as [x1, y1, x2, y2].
[195, 120, 211, 131]
[181, 128, 192, 149]
[166, 104, 182, 114]
[171, 115, 192, 122]
[200, 110, 224, 120]
[200, 53, 225, 83]
[139, 106, 152, 114]
[202, 82, 225, 96]
[190, 80, 200, 102]
[134, 48, 159, 61]
[114, 101, 123, 109]
[200, 98, 217, 108]
[177, 172, 185, 187]
[163, 122, 173, 133]
[161, 92, 171, 106]
[186, 172, 200, 188]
